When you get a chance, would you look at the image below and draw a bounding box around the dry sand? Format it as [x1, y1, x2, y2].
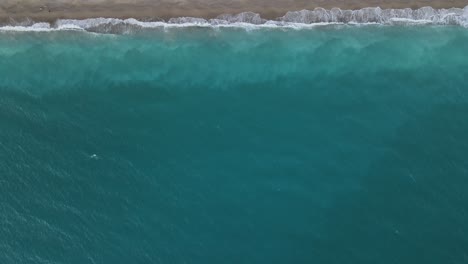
[1, 0, 468, 23]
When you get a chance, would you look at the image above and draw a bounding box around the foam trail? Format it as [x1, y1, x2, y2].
[1, 5, 467, 33]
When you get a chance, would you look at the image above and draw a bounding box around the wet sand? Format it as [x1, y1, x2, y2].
[1, 0, 467, 23]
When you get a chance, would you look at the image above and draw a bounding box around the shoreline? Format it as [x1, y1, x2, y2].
[1, 0, 468, 23]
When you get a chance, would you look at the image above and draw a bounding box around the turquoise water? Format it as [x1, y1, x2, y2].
[1, 26, 468, 263]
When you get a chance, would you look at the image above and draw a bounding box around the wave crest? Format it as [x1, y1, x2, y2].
[1, 5, 468, 33]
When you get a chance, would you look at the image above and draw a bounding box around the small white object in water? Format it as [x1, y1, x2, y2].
[90, 154, 99, 160]
[408, 173, 417, 183]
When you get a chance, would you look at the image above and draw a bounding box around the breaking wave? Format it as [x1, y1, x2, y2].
[1, 6, 468, 33]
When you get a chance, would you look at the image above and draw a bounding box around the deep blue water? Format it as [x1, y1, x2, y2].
[1, 26, 468, 263]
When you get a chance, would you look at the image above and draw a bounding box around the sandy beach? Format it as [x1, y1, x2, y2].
[1, 0, 467, 23]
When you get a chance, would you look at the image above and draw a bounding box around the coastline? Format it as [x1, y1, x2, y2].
[2, 0, 468, 23]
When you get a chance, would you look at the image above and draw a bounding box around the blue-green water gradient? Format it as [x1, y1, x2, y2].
[1, 26, 468, 263]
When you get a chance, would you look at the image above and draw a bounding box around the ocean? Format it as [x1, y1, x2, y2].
[1, 25, 468, 263]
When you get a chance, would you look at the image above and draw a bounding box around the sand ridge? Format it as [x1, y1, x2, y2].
[1, 0, 468, 23]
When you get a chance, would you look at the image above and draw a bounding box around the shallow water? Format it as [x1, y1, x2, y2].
[1, 27, 468, 263]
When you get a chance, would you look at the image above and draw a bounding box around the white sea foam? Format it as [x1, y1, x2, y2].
[1, 6, 467, 33]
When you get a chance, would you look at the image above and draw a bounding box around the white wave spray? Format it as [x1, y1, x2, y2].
[1, 6, 468, 33]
